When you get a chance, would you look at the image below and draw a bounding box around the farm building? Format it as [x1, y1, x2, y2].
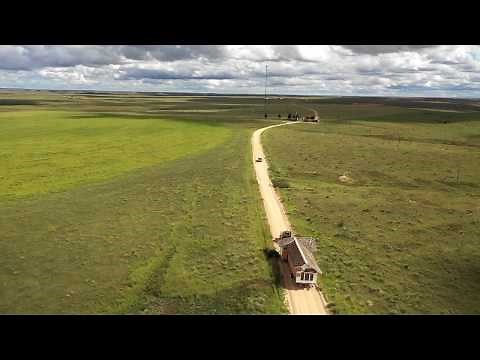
[275, 231, 322, 286]
[304, 115, 319, 122]
[287, 112, 301, 121]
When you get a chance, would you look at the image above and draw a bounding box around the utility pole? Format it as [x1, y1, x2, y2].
[264, 63, 268, 118]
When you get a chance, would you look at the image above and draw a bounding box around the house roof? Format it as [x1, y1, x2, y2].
[296, 238, 322, 274]
[297, 237, 317, 253]
[276, 236, 322, 274]
[277, 236, 295, 247]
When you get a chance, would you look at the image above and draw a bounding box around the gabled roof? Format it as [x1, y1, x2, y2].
[277, 236, 295, 247]
[296, 238, 322, 274]
[276, 236, 322, 274]
[297, 237, 317, 253]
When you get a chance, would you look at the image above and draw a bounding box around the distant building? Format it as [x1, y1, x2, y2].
[304, 115, 319, 122]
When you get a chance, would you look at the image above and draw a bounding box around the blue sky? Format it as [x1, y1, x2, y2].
[1, 45, 480, 97]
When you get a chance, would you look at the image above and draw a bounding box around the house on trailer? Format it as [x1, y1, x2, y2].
[275, 231, 322, 286]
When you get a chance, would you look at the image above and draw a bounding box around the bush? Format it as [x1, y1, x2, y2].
[272, 179, 290, 188]
[264, 248, 280, 258]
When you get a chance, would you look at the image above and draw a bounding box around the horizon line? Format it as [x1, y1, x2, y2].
[1, 87, 479, 100]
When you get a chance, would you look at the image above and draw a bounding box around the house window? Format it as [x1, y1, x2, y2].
[303, 273, 313, 282]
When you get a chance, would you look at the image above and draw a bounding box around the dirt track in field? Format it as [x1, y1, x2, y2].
[252, 121, 328, 315]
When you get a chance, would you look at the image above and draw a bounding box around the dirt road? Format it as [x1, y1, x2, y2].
[252, 122, 328, 315]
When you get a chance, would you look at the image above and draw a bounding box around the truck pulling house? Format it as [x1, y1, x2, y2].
[275, 231, 322, 287]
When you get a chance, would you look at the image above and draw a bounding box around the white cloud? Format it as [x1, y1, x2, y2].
[0, 45, 479, 96]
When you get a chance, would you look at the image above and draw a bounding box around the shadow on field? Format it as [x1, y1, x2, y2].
[410, 252, 480, 314]
[354, 111, 480, 124]
[65, 112, 252, 128]
[263, 248, 298, 291]
[0, 99, 39, 105]
[141, 279, 284, 314]
[263, 248, 283, 287]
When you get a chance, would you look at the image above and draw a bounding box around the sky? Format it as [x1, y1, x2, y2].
[1, 45, 480, 97]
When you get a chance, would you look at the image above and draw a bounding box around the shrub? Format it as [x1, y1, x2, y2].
[272, 179, 290, 188]
[264, 248, 280, 258]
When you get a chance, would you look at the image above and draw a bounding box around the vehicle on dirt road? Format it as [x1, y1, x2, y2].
[275, 230, 322, 287]
[256, 157, 263, 162]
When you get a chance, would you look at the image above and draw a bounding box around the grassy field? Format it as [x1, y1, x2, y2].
[0, 91, 287, 314]
[263, 101, 480, 314]
[4, 90, 479, 314]
[0, 110, 230, 199]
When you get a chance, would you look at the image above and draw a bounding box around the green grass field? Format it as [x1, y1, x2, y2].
[0, 110, 230, 199]
[0, 91, 287, 314]
[263, 102, 480, 314]
[3, 90, 479, 314]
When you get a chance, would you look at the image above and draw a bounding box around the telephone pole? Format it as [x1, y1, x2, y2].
[264, 63, 268, 118]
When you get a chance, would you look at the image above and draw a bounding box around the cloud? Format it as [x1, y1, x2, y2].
[118, 45, 228, 62]
[0, 45, 479, 97]
[341, 45, 438, 55]
[0, 45, 229, 71]
[119, 66, 238, 80]
[0, 46, 123, 70]
[271, 45, 307, 61]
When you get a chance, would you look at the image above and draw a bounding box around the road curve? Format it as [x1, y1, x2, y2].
[252, 122, 328, 315]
